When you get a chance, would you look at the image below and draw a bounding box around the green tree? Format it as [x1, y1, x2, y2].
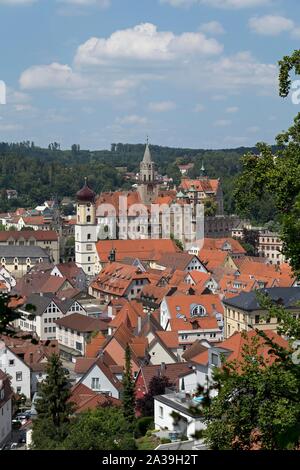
[31, 354, 73, 449]
[0, 293, 35, 337]
[122, 345, 136, 428]
[63, 407, 136, 450]
[234, 50, 300, 275]
[201, 328, 300, 450]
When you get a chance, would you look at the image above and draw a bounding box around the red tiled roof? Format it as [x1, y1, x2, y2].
[22, 216, 47, 226]
[198, 249, 230, 271]
[109, 300, 145, 330]
[202, 238, 246, 254]
[95, 239, 180, 263]
[69, 382, 121, 413]
[85, 332, 106, 358]
[180, 178, 219, 193]
[156, 331, 179, 349]
[91, 262, 149, 296]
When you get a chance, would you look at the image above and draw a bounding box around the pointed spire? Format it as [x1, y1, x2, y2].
[142, 137, 152, 164]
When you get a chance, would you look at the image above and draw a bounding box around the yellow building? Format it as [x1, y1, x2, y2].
[223, 287, 300, 339]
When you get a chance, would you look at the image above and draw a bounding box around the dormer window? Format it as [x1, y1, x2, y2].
[191, 304, 206, 317]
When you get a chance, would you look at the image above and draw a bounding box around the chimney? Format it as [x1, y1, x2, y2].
[39, 292, 43, 297]
[137, 316, 142, 334]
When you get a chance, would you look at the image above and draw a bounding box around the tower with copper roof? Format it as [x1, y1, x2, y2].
[75, 178, 97, 276]
[137, 139, 159, 205]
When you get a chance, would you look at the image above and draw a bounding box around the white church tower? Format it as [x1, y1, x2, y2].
[75, 178, 97, 275]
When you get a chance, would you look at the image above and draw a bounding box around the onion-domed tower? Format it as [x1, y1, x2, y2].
[75, 178, 97, 275]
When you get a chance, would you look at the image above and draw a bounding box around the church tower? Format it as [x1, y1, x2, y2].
[75, 178, 97, 276]
[137, 141, 159, 204]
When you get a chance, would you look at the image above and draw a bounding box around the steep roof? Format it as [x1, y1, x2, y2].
[69, 383, 121, 413]
[155, 331, 179, 349]
[90, 262, 149, 297]
[109, 300, 145, 330]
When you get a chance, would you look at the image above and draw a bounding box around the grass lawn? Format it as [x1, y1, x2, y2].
[136, 434, 160, 450]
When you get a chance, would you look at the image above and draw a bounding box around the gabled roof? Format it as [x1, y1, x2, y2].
[78, 357, 123, 391]
[198, 249, 232, 271]
[69, 383, 121, 413]
[182, 340, 209, 361]
[157, 252, 207, 272]
[202, 237, 246, 254]
[91, 262, 149, 297]
[109, 300, 145, 330]
[0, 335, 58, 371]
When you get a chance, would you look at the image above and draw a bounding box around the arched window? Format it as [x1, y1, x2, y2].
[87, 234, 91, 240]
[191, 304, 206, 317]
[87, 215, 91, 223]
[144, 174, 146, 182]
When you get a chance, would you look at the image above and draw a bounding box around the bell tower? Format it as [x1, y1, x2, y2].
[75, 178, 97, 275]
[138, 139, 159, 204]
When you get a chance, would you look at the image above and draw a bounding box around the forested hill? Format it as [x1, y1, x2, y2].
[0, 141, 277, 223]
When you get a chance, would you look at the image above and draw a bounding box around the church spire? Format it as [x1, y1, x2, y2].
[142, 137, 153, 164]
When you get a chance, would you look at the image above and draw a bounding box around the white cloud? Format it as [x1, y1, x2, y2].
[249, 15, 294, 36]
[75, 23, 223, 66]
[116, 115, 148, 125]
[226, 106, 239, 113]
[20, 63, 86, 89]
[161, 0, 270, 8]
[149, 101, 176, 112]
[201, 52, 277, 90]
[199, 21, 225, 35]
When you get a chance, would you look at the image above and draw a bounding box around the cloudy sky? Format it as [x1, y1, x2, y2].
[0, 0, 299, 149]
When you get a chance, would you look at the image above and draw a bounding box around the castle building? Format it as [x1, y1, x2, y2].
[75, 179, 97, 275]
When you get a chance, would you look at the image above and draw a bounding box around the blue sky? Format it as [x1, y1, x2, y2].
[0, 0, 300, 150]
